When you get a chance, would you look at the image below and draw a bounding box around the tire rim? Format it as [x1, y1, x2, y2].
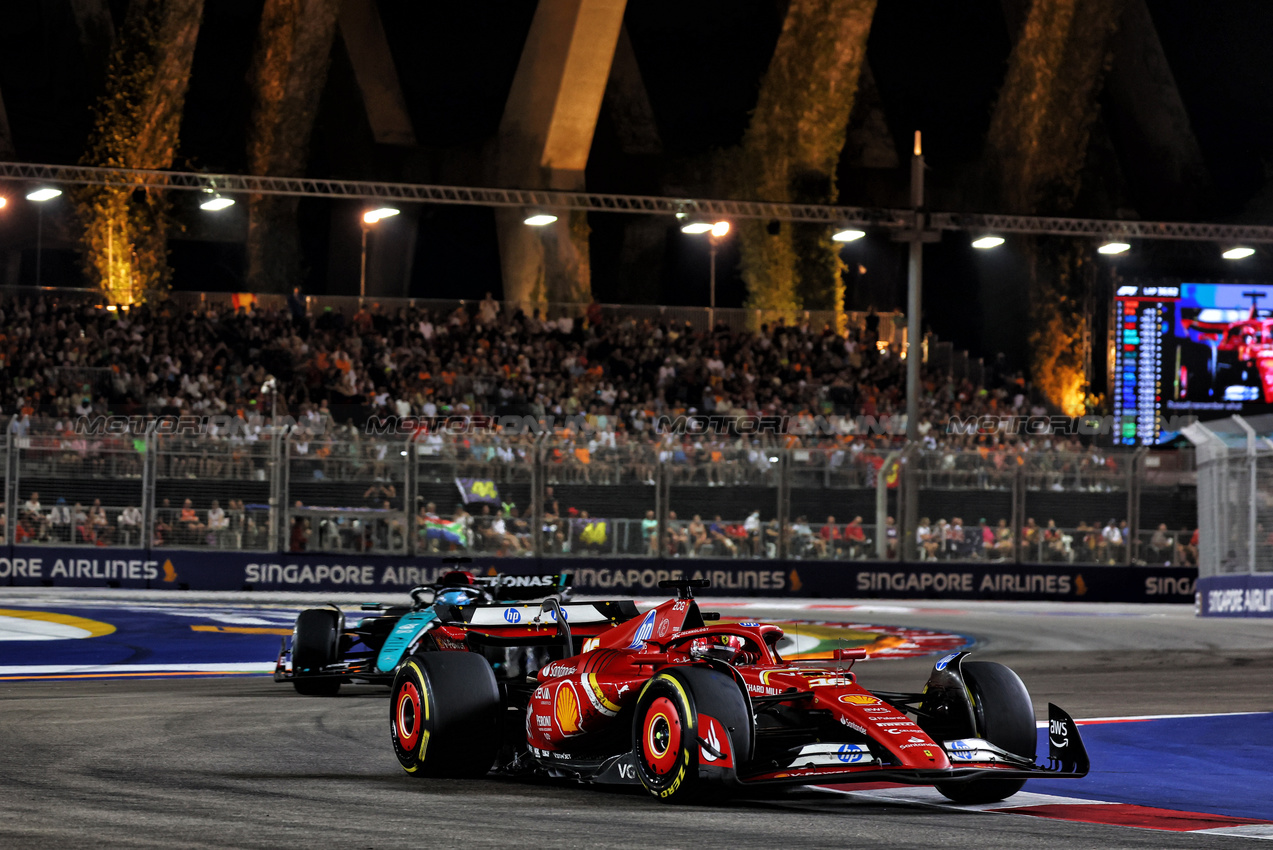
[396, 682, 421, 750]
[642, 697, 681, 775]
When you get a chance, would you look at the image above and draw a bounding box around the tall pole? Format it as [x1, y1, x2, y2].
[906, 131, 924, 443]
[359, 221, 369, 300]
[901, 131, 925, 562]
[35, 206, 44, 287]
[708, 240, 717, 329]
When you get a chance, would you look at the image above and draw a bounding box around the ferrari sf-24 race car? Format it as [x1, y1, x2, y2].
[389, 580, 1089, 804]
[275, 570, 639, 695]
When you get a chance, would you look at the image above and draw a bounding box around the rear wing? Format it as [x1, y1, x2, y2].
[480, 572, 573, 601]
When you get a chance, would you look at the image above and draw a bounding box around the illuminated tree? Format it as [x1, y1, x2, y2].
[77, 0, 205, 305]
[735, 0, 876, 320]
[246, 0, 341, 293]
[984, 0, 1128, 413]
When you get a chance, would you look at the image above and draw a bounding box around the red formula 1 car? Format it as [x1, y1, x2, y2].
[389, 580, 1088, 804]
[1179, 290, 1273, 402]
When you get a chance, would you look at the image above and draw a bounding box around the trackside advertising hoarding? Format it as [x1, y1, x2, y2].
[1196, 574, 1273, 618]
[0, 546, 1198, 604]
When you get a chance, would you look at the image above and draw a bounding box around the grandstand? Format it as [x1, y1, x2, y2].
[0, 290, 1196, 568]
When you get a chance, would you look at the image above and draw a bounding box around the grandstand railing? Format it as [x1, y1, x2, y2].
[0, 431, 1196, 567]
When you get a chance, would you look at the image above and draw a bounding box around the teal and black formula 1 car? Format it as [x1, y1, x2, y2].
[275, 570, 639, 696]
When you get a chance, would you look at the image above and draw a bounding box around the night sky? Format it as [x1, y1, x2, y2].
[1, 0, 1272, 369]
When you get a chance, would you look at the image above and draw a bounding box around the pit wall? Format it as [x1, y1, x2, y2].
[0, 546, 1199, 605]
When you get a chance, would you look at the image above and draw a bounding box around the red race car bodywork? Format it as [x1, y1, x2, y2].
[390, 581, 1088, 804]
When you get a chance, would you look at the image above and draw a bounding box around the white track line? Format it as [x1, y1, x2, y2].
[0, 663, 273, 675]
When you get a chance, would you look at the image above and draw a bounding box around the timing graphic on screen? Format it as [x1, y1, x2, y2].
[1113, 283, 1273, 445]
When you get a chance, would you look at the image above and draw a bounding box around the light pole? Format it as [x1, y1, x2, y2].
[682, 220, 730, 328]
[26, 187, 62, 287]
[897, 132, 940, 561]
[359, 207, 399, 300]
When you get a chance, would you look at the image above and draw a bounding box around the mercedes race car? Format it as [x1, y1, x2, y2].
[389, 580, 1089, 804]
[275, 570, 639, 696]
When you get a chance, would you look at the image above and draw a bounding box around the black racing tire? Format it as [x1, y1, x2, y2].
[390, 652, 500, 778]
[632, 666, 750, 803]
[936, 661, 1036, 804]
[292, 608, 341, 696]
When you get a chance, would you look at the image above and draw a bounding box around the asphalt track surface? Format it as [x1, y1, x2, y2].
[2, 592, 1272, 849]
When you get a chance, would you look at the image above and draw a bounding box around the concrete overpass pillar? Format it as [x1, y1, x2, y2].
[495, 0, 627, 307]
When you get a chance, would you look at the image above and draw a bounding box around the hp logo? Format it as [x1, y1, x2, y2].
[503, 608, 521, 624]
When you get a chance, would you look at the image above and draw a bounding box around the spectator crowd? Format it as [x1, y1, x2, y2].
[0, 292, 1195, 564]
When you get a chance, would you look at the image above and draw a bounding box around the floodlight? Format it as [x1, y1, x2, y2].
[26, 188, 62, 202]
[971, 236, 1005, 249]
[523, 213, 557, 226]
[200, 195, 235, 211]
[832, 229, 866, 242]
[1223, 246, 1256, 260]
[364, 207, 400, 224]
[1097, 241, 1130, 255]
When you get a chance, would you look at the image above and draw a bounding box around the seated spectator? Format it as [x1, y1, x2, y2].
[1042, 519, 1067, 562]
[843, 516, 868, 559]
[73, 502, 93, 544]
[743, 510, 762, 557]
[1147, 523, 1173, 564]
[687, 515, 709, 555]
[1020, 518, 1040, 560]
[819, 516, 843, 559]
[118, 505, 142, 546]
[1101, 518, 1123, 564]
[640, 510, 658, 556]
[49, 497, 72, 543]
[992, 519, 1013, 561]
[707, 515, 738, 557]
[946, 518, 966, 558]
[154, 498, 174, 546]
[179, 499, 205, 545]
[792, 516, 821, 558]
[207, 500, 229, 547]
[930, 519, 948, 560]
[916, 517, 933, 561]
[89, 499, 111, 545]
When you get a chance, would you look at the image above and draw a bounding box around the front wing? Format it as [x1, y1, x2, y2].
[738, 703, 1089, 787]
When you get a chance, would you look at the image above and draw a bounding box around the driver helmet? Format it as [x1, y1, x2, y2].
[435, 570, 476, 606]
[689, 634, 746, 664]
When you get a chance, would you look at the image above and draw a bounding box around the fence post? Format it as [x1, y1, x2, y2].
[5, 430, 15, 546]
[141, 433, 156, 552]
[1012, 461, 1024, 563]
[655, 441, 669, 560]
[406, 437, 418, 557]
[531, 433, 545, 557]
[1233, 415, 1258, 573]
[776, 449, 790, 561]
[1128, 447, 1146, 565]
[876, 450, 902, 560]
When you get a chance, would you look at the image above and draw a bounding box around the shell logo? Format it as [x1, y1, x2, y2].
[555, 681, 581, 735]
[838, 694, 881, 706]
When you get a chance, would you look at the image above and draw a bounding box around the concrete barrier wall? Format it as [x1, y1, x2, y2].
[1197, 574, 1273, 617]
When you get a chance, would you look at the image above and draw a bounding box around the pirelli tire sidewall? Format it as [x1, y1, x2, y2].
[389, 652, 500, 778]
[632, 671, 700, 803]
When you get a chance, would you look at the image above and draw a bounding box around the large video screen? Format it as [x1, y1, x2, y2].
[1113, 282, 1273, 445]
